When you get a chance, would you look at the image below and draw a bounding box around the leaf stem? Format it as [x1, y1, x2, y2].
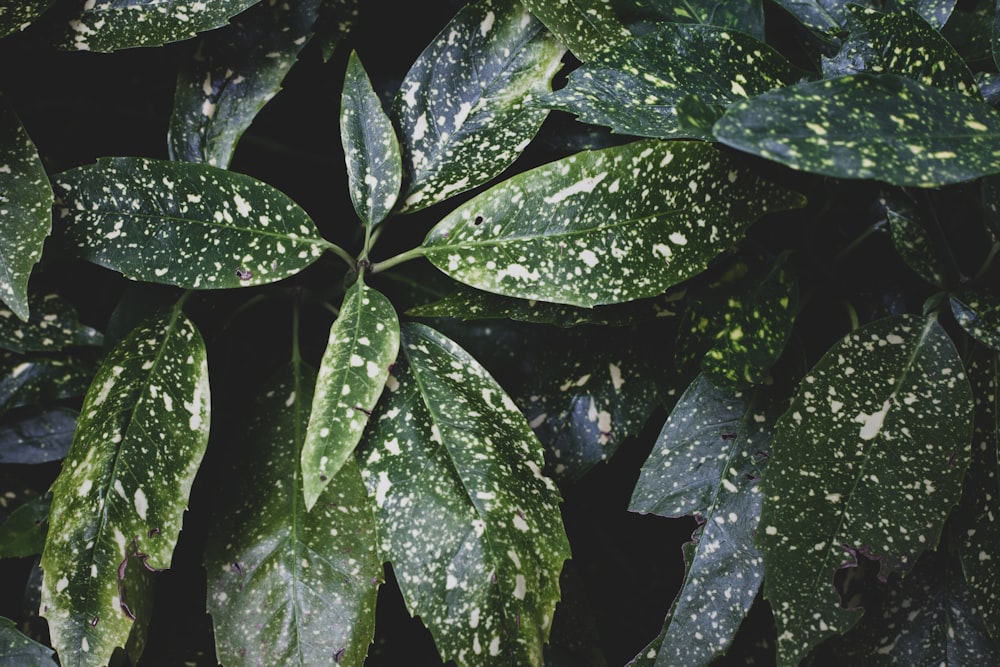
[971, 241, 1000, 284]
[370, 246, 426, 274]
[323, 240, 358, 269]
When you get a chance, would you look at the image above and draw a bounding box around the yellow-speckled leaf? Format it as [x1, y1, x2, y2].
[0, 293, 102, 354]
[520, 0, 631, 61]
[0, 1, 55, 40]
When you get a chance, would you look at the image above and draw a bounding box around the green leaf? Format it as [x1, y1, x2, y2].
[995, 0, 1000, 70]
[39, 306, 210, 667]
[0, 293, 102, 354]
[879, 190, 947, 288]
[0, 351, 99, 417]
[520, 0, 632, 61]
[0, 407, 77, 464]
[612, 0, 765, 40]
[359, 322, 570, 666]
[0, 616, 57, 667]
[301, 279, 399, 510]
[167, 0, 322, 168]
[769, 0, 955, 35]
[421, 139, 805, 308]
[314, 0, 359, 62]
[951, 292, 1000, 351]
[715, 74, 1000, 187]
[0, 96, 53, 322]
[0, 492, 50, 558]
[340, 51, 402, 228]
[540, 23, 807, 139]
[759, 314, 974, 666]
[206, 361, 380, 667]
[55, 0, 261, 52]
[393, 0, 566, 212]
[53, 157, 329, 289]
[629, 374, 780, 667]
[0, 1, 55, 40]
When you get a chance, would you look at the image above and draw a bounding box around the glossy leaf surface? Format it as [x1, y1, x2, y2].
[880, 190, 946, 288]
[0, 351, 98, 417]
[521, 0, 631, 61]
[0, 0, 54, 40]
[951, 292, 1000, 350]
[0, 293, 102, 354]
[612, 0, 764, 39]
[0, 407, 77, 464]
[0, 616, 57, 667]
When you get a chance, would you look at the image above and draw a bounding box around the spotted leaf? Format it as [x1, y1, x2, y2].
[359, 323, 570, 666]
[0, 293, 102, 354]
[313, 0, 359, 63]
[759, 314, 974, 666]
[614, 0, 765, 40]
[421, 139, 805, 308]
[0, 492, 50, 558]
[879, 190, 947, 288]
[0, 350, 99, 418]
[540, 23, 807, 139]
[715, 74, 1000, 187]
[301, 279, 400, 511]
[55, 0, 261, 52]
[0, 1, 55, 40]
[0, 616, 57, 667]
[951, 292, 1000, 351]
[168, 0, 323, 168]
[770, 0, 955, 35]
[0, 407, 77, 464]
[393, 0, 565, 212]
[340, 50, 402, 228]
[629, 374, 781, 667]
[0, 97, 52, 322]
[39, 307, 210, 667]
[520, 0, 631, 61]
[206, 361, 380, 667]
[53, 157, 330, 289]
[995, 0, 1000, 70]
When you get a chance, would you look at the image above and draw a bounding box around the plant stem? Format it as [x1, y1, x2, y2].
[370, 246, 426, 274]
[971, 241, 1000, 284]
[323, 241, 358, 269]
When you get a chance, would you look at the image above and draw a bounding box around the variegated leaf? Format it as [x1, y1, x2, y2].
[0, 0, 54, 40]
[520, 0, 631, 61]
[951, 292, 1000, 351]
[0, 293, 102, 354]
[0, 616, 57, 667]
[613, 0, 764, 39]
[879, 190, 947, 288]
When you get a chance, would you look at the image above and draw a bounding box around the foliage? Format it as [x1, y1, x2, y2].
[0, 0, 998, 666]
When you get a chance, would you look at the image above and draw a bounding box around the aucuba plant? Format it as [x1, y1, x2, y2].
[0, 0, 999, 666]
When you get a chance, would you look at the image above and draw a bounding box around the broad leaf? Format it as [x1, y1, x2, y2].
[55, 0, 261, 52]
[393, 0, 565, 212]
[53, 157, 330, 289]
[0, 351, 99, 417]
[611, 0, 765, 40]
[301, 279, 399, 510]
[629, 374, 779, 667]
[206, 361, 380, 667]
[0, 493, 50, 558]
[0, 97, 52, 322]
[0, 616, 57, 667]
[0, 1, 54, 40]
[0, 293, 102, 354]
[340, 50, 402, 228]
[769, 0, 955, 34]
[951, 292, 1000, 350]
[879, 190, 946, 288]
[359, 323, 570, 666]
[421, 139, 805, 307]
[40, 307, 210, 667]
[168, 0, 322, 168]
[759, 314, 974, 666]
[541, 23, 806, 139]
[0, 407, 77, 464]
[520, 0, 632, 61]
[715, 74, 1000, 187]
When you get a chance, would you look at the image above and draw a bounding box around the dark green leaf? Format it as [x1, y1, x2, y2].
[206, 361, 380, 667]
[0, 407, 77, 464]
[611, 0, 765, 40]
[359, 323, 570, 666]
[0, 616, 57, 667]
[540, 24, 807, 139]
[340, 50, 402, 227]
[0, 493, 50, 558]
[393, 0, 565, 212]
[40, 307, 210, 667]
[422, 139, 805, 307]
[55, 0, 261, 52]
[520, 0, 632, 61]
[995, 0, 1000, 70]
[951, 292, 1000, 350]
[0, 96, 52, 322]
[759, 314, 974, 666]
[0, 1, 54, 40]
[301, 279, 399, 510]
[715, 74, 1000, 187]
[0, 351, 99, 417]
[880, 190, 947, 288]
[769, 0, 955, 34]
[0, 293, 102, 354]
[941, 0, 995, 68]
[168, 0, 323, 168]
[314, 0, 359, 62]
[53, 157, 330, 289]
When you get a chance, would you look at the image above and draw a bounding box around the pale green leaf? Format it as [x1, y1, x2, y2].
[421, 139, 805, 307]
[951, 292, 1000, 351]
[53, 157, 330, 289]
[341, 50, 402, 227]
[0, 407, 77, 464]
[0, 616, 57, 667]
[0, 1, 55, 40]
[759, 314, 974, 666]
[206, 361, 380, 667]
[301, 279, 399, 510]
[55, 0, 261, 52]
[714, 74, 1000, 187]
[0, 493, 50, 558]
[359, 322, 570, 666]
[521, 0, 632, 61]
[39, 307, 210, 667]
[394, 0, 566, 212]
[0, 293, 102, 354]
[611, 0, 765, 40]
[168, 0, 322, 168]
[0, 96, 52, 322]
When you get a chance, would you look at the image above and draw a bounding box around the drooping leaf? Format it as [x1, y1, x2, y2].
[520, 0, 631, 61]
[0, 493, 50, 558]
[0, 407, 77, 464]
[393, 0, 566, 212]
[421, 139, 805, 308]
[0, 1, 55, 40]
[0, 351, 100, 418]
[629, 374, 781, 667]
[313, 0, 359, 62]
[39, 307, 210, 667]
[340, 50, 402, 228]
[53, 157, 330, 289]
[610, 0, 765, 40]
[715, 74, 1000, 187]
[540, 23, 807, 139]
[301, 279, 399, 510]
[759, 314, 974, 666]
[879, 190, 947, 288]
[0, 616, 57, 667]
[0, 96, 53, 322]
[206, 361, 380, 667]
[951, 292, 1000, 351]
[359, 322, 571, 666]
[0, 293, 102, 354]
[167, 0, 322, 168]
[55, 0, 262, 52]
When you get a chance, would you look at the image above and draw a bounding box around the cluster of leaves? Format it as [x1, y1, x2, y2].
[0, 0, 999, 666]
